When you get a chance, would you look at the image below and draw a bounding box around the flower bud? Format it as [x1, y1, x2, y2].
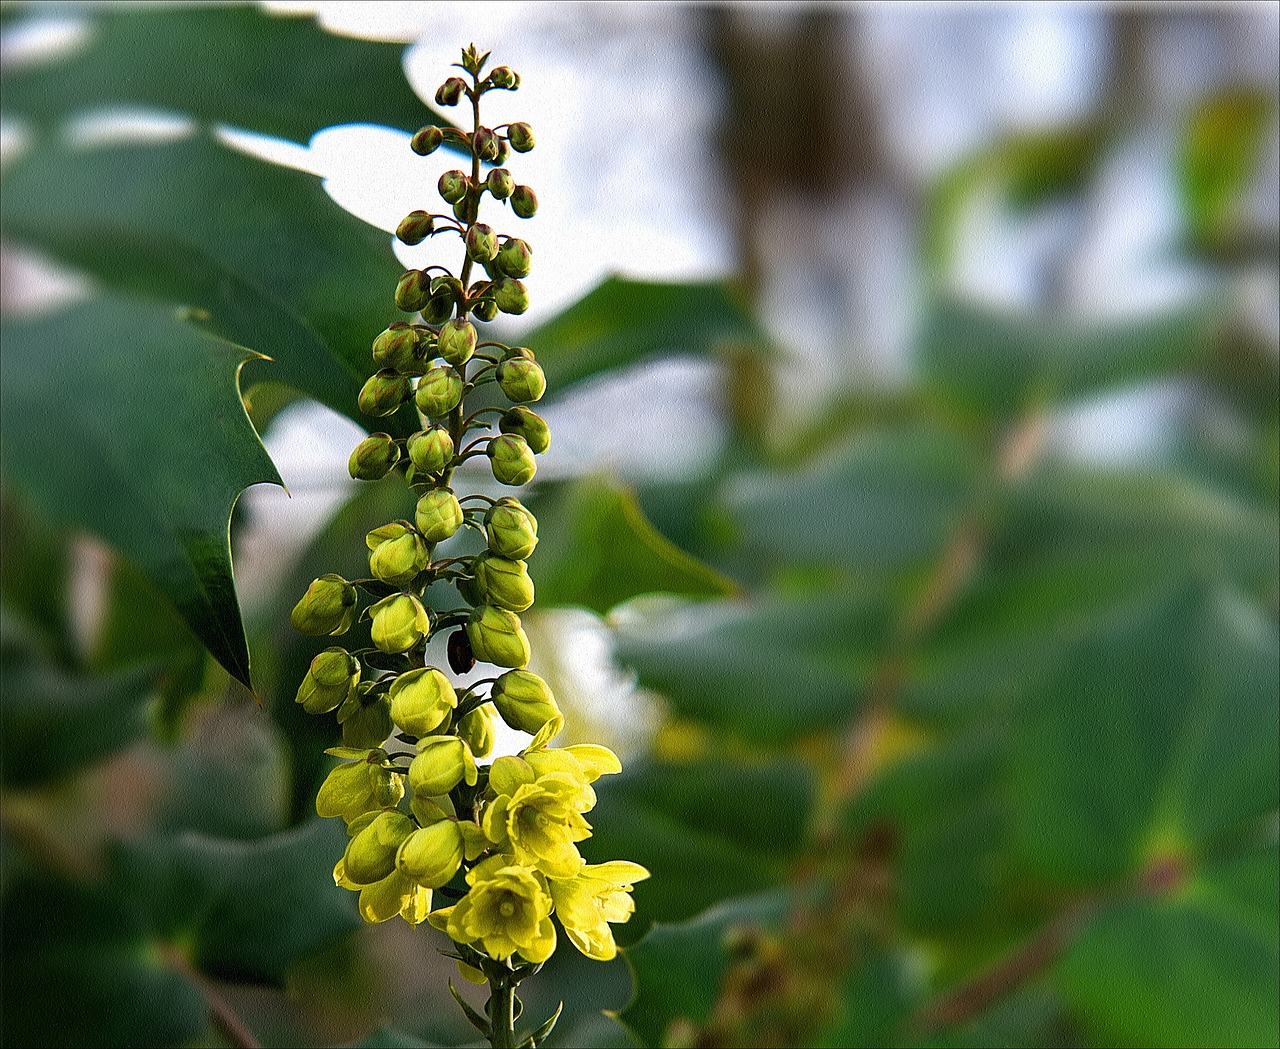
[432, 275, 464, 302]
[487, 433, 537, 486]
[389, 667, 458, 737]
[397, 211, 435, 247]
[491, 669, 563, 735]
[496, 357, 545, 402]
[345, 811, 416, 884]
[437, 318, 478, 366]
[410, 125, 444, 155]
[507, 122, 535, 152]
[395, 269, 431, 312]
[348, 433, 401, 480]
[485, 498, 538, 559]
[397, 820, 465, 888]
[416, 365, 463, 418]
[452, 198, 474, 224]
[421, 292, 455, 326]
[415, 488, 464, 543]
[495, 237, 532, 278]
[291, 574, 358, 635]
[457, 703, 496, 758]
[465, 223, 499, 263]
[490, 277, 528, 316]
[435, 76, 467, 107]
[406, 426, 454, 475]
[488, 66, 520, 90]
[296, 647, 361, 715]
[473, 553, 534, 612]
[409, 735, 478, 797]
[473, 126, 499, 162]
[486, 168, 514, 200]
[438, 170, 469, 205]
[341, 693, 394, 749]
[316, 750, 403, 822]
[368, 527, 430, 586]
[371, 324, 419, 371]
[499, 406, 551, 454]
[492, 137, 511, 166]
[358, 369, 412, 417]
[472, 298, 499, 323]
[466, 605, 531, 669]
[369, 593, 432, 653]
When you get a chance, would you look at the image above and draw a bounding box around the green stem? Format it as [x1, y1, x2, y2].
[487, 970, 517, 1049]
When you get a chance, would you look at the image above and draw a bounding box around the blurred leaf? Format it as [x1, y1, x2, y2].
[0, 297, 280, 689]
[918, 300, 1217, 418]
[815, 936, 927, 1049]
[529, 475, 739, 614]
[916, 986, 1084, 1049]
[526, 276, 766, 391]
[0, 132, 409, 432]
[111, 818, 360, 984]
[614, 591, 890, 744]
[618, 890, 797, 1048]
[1008, 579, 1279, 885]
[1055, 842, 1280, 1048]
[724, 426, 984, 575]
[346, 1029, 436, 1048]
[1180, 86, 1277, 250]
[0, 494, 76, 663]
[0, 4, 436, 141]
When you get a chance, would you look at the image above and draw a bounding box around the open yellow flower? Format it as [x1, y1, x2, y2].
[549, 861, 650, 961]
[482, 763, 593, 879]
[428, 855, 556, 964]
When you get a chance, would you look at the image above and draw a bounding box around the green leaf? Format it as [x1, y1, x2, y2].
[0, 132, 407, 431]
[815, 936, 927, 1049]
[618, 890, 797, 1048]
[1, 297, 281, 689]
[345, 1028, 436, 1048]
[1007, 579, 1280, 885]
[918, 300, 1217, 418]
[525, 276, 766, 391]
[1, 4, 437, 141]
[614, 590, 889, 743]
[529, 475, 739, 614]
[1055, 842, 1280, 1048]
[111, 819, 361, 984]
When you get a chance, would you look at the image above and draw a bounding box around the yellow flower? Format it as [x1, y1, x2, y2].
[482, 761, 593, 878]
[428, 855, 556, 964]
[549, 861, 650, 961]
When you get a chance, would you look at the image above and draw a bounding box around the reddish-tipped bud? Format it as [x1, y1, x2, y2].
[507, 122, 535, 153]
[371, 324, 419, 371]
[496, 358, 546, 403]
[358, 370, 412, 417]
[349, 432, 402, 480]
[473, 126, 500, 162]
[495, 237, 532, 278]
[493, 277, 530, 316]
[396, 210, 435, 246]
[466, 223, 499, 263]
[488, 433, 537, 486]
[489, 66, 520, 90]
[487, 168, 514, 200]
[435, 77, 467, 107]
[472, 299, 499, 323]
[415, 365, 463, 418]
[395, 270, 431, 313]
[437, 318, 478, 366]
[438, 170, 469, 205]
[411, 125, 444, 155]
[510, 184, 538, 218]
[500, 406, 551, 454]
[407, 426, 455, 475]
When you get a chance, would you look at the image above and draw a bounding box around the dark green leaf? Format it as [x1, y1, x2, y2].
[1, 4, 437, 141]
[529, 475, 739, 614]
[815, 936, 927, 1049]
[525, 276, 766, 391]
[346, 1028, 436, 1048]
[1, 296, 280, 689]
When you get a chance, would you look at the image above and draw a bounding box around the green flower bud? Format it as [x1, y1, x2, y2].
[491, 669, 563, 735]
[499, 406, 551, 454]
[485, 498, 539, 559]
[368, 527, 430, 587]
[435, 76, 467, 107]
[415, 488, 464, 543]
[488, 433, 537, 486]
[421, 292, 455, 326]
[316, 749, 404, 822]
[397, 820, 465, 888]
[348, 433, 401, 481]
[395, 269, 431, 312]
[371, 324, 420, 371]
[492, 277, 530, 316]
[296, 647, 361, 715]
[437, 318, 478, 366]
[438, 170, 469, 205]
[369, 592, 432, 654]
[473, 126, 500, 162]
[345, 810, 417, 884]
[358, 369, 412, 418]
[472, 298, 499, 323]
[291, 574, 358, 635]
[341, 693, 394, 749]
[410, 125, 444, 155]
[452, 198, 475, 224]
[510, 185, 538, 218]
[492, 137, 511, 166]
[457, 703, 496, 758]
[465, 223, 499, 262]
[487, 168, 514, 200]
[389, 667, 458, 737]
[396, 209, 435, 246]
[496, 357, 545, 402]
[507, 122, 535, 152]
[415, 365, 463, 417]
[466, 605, 531, 669]
[488, 66, 520, 90]
[408, 735, 478, 797]
[495, 237, 532, 278]
[406, 426, 454, 475]
[473, 553, 534, 612]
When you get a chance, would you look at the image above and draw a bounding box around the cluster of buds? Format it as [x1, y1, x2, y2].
[289, 45, 646, 1045]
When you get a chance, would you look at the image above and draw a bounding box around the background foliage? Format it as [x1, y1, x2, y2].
[1, 4, 1277, 1048]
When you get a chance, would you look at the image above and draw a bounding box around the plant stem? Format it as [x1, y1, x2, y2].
[487, 970, 517, 1049]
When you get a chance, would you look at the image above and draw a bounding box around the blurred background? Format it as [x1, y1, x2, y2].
[2, 3, 1277, 1048]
